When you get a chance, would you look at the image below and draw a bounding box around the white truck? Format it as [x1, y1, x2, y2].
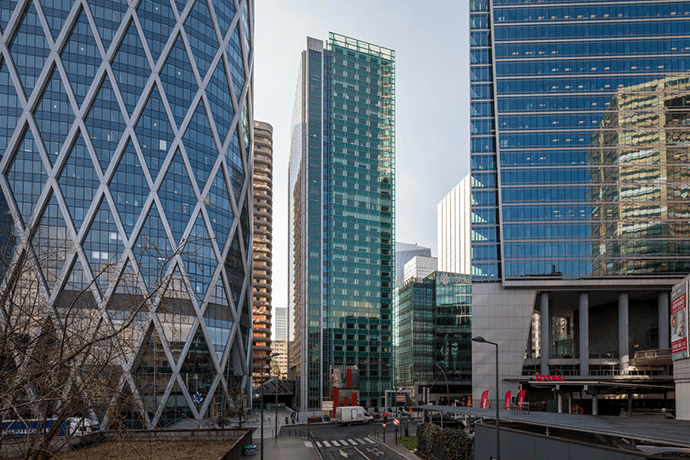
[334, 406, 373, 425]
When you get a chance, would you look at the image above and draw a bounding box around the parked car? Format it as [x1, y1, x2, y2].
[428, 414, 464, 429]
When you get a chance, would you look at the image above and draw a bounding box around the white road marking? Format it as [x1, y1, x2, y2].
[353, 446, 371, 459]
[364, 438, 376, 444]
[331, 440, 340, 446]
[323, 440, 331, 447]
[348, 439, 358, 445]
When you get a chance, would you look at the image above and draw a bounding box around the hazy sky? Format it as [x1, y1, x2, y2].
[254, 0, 471, 315]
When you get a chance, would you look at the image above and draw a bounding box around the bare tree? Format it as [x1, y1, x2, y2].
[0, 222, 228, 459]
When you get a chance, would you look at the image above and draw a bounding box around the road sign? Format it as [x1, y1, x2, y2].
[393, 418, 400, 426]
[382, 422, 387, 428]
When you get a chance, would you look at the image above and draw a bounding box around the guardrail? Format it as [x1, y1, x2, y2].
[509, 402, 531, 415]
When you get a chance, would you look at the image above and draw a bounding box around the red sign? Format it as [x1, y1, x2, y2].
[517, 390, 526, 410]
[396, 395, 405, 402]
[393, 419, 400, 426]
[480, 391, 489, 409]
[533, 373, 564, 381]
[504, 391, 511, 410]
[382, 423, 387, 428]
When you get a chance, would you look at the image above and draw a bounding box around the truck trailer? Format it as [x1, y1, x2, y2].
[334, 406, 373, 425]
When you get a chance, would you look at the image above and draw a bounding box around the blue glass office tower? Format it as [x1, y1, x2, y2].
[289, 34, 395, 412]
[0, 0, 253, 427]
[470, 0, 690, 413]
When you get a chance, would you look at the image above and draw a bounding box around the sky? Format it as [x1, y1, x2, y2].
[253, 0, 471, 316]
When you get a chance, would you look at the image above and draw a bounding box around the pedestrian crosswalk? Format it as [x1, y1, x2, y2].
[309, 437, 376, 448]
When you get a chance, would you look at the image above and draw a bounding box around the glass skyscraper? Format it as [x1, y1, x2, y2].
[396, 272, 472, 405]
[470, 0, 690, 412]
[289, 33, 395, 411]
[0, 0, 253, 427]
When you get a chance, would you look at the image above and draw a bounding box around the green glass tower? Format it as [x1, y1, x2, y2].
[289, 33, 395, 412]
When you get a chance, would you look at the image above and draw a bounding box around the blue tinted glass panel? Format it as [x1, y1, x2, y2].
[160, 34, 198, 127]
[111, 21, 150, 115]
[58, 132, 99, 230]
[111, 140, 148, 238]
[9, 3, 50, 97]
[135, 84, 174, 181]
[33, 68, 72, 164]
[6, 127, 47, 224]
[60, 7, 99, 106]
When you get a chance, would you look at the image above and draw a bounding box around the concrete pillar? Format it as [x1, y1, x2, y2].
[568, 393, 572, 414]
[659, 292, 669, 350]
[579, 293, 589, 377]
[592, 394, 598, 416]
[619, 292, 629, 375]
[541, 293, 550, 375]
[557, 393, 562, 414]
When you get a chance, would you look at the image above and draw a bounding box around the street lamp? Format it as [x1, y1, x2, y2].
[260, 352, 281, 460]
[472, 336, 500, 460]
[272, 352, 285, 438]
[435, 363, 450, 406]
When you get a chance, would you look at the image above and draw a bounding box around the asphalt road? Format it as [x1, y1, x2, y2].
[283, 420, 417, 460]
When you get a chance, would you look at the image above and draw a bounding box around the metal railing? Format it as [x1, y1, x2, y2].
[509, 402, 531, 415]
[309, 431, 324, 460]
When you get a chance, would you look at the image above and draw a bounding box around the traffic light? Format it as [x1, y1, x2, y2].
[383, 413, 388, 423]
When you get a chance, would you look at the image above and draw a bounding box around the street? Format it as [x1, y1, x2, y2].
[281, 419, 417, 460]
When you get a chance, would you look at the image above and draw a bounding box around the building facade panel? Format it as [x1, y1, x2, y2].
[0, 0, 253, 428]
[470, 0, 689, 414]
[289, 33, 395, 412]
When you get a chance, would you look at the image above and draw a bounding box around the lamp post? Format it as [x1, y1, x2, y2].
[259, 352, 280, 460]
[272, 352, 284, 438]
[435, 363, 450, 406]
[472, 336, 500, 460]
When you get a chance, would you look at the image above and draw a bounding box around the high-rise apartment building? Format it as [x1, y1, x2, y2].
[0, 0, 253, 427]
[438, 175, 471, 275]
[289, 33, 395, 412]
[252, 121, 273, 382]
[470, 0, 690, 414]
[273, 305, 288, 342]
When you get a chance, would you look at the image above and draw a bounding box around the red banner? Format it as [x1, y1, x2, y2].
[517, 390, 526, 410]
[504, 391, 511, 410]
[481, 391, 489, 409]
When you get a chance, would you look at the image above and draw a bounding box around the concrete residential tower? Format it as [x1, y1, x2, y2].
[252, 121, 273, 383]
[0, 0, 254, 427]
[470, 0, 690, 415]
[289, 33, 395, 412]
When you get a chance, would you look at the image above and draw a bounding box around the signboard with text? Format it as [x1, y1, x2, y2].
[671, 280, 689, 361]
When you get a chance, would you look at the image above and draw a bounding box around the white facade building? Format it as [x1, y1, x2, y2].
[403, 256, 438, 284]
[438, 175, 471, 275]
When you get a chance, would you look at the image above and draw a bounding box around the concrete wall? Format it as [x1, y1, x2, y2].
[589, 301, 619, 354]
[472, 283, 536, 405]
[675, 358, 690, 420]
[475, 424, 644, 460]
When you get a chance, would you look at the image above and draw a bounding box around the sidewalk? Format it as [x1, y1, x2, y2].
[253, 436, 319, 460]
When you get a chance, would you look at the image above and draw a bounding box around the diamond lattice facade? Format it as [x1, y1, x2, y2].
[0, 0, 254, 427]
